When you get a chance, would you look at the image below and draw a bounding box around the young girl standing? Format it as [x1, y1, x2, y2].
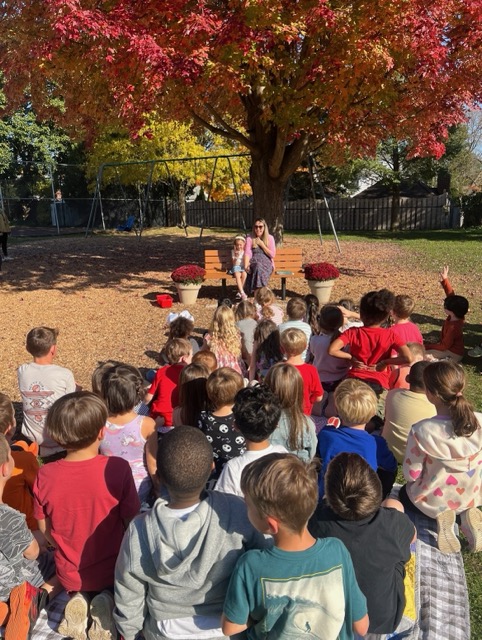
[264, 363, 317, 461]
[401, 361, 482, 554]
[99, 364, 157, 503]
[229, 235, 247, 300]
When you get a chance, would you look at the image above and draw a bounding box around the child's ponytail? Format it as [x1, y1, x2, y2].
[423, 361, 480, 437]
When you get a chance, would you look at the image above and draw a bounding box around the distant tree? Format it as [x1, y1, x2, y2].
[2, 1, 482, 240]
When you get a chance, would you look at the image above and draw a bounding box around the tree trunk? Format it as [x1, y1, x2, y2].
[250, 155, 289, 245]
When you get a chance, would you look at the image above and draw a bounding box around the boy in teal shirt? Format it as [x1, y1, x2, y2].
[222, 453, 368, 640]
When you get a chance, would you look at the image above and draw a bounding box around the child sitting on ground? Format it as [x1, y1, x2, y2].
[400, 361, 482, 554]
[254, 286, 284, 325]
[222, 453, 369, 639]
[0, 433, 61, 639]
[317, 379, 397, 499]
[309, 305, 351, 394]
[198, 367, 245, 480]
[164, 313, 200, 360]
[99, 363, 157, 504]
[0, 393, 47, 549]
[114, 425, 269, 640]
[264, 363, 317, 461]
[235, 300, 258, 366]
[33, 391, 140, 639]
[249, 319, 283, 382]
[278, 297, 312, 361]
[304, 293, 320, 338]
[424, 265, 468, 362]
[215, 385, 285, 497]
[17, 326, 77, 460]
[203, 304, 246, 375]
[390, 294, 423, 345]
[388, 341, 425, 390]
[280, 328, 323, 416]
[172, 363, 209, 427]
[310, 452, 415, 637]
[229, 235, 248, 300]
[382, 360, 435, 464]
[145, 338, 193, 428]
[328, 289, 413, 414]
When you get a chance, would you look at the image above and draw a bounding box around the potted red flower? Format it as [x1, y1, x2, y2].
[171, 265, 206, 305]
[303, 262, 340, 304]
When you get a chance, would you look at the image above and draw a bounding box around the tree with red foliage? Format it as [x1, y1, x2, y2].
[1, 0, 482, 240]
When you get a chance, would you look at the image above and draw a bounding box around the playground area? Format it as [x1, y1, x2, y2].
[1, 226, 471, 399]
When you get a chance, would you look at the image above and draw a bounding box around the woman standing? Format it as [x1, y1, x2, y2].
[244, 217, 276, 295]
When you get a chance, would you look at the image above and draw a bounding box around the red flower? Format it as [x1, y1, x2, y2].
[171, 264, 206, 285]
[304, 262, 340, 281]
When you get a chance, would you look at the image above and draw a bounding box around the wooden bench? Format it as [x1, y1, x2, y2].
[204, 247, 304, 300]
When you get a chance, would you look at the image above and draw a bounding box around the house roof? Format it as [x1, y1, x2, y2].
[353, 180, 438, 199]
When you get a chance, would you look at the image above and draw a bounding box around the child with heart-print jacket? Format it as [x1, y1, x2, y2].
[400, 361, 482, 555]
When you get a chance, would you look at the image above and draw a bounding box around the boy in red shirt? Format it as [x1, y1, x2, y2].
[328, 289, 412, 416]
[145, 338, 193, 428]
[424, 265, 468, 362]
[280, 328, 323, 415]
[33, 391, 140, 639]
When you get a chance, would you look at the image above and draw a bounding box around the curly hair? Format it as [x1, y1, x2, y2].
[210, 304, 242, 358]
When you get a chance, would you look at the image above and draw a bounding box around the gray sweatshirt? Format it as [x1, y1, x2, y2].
[114, 490, 269, 639]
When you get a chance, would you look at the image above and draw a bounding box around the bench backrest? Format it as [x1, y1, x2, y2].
[204, 246, 303, 275]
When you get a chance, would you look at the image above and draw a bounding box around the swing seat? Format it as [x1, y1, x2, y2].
[116, 215, 136, 232]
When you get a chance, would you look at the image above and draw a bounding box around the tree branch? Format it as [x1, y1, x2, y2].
[189, 108, 256, 152]
[268, 129, 287, 179]
[279, 133, 310, 182]
[204, 103, 256, 152]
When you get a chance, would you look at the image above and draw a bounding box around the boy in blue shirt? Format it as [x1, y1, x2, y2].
[222, 453, 368, 640]
[318, 379, 397, 498]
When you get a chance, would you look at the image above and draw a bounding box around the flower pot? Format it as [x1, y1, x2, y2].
[307, 279, 336, 305]
[175, 283, 201, 305]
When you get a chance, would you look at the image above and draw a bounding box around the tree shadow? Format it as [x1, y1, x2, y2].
[4, 233, 230, 293]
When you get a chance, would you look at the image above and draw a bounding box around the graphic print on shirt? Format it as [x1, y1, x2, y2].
[261, 566, 345, 639]
[22, 383, 55, 425]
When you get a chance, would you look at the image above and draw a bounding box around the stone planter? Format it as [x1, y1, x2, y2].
[175, 283, 201, 305]
[307, 279, 336, 305]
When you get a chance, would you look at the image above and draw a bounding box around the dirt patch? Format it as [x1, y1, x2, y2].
[0, 228, 447, 401]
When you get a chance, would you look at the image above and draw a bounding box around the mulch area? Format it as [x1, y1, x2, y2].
[0, 227, 446, 402]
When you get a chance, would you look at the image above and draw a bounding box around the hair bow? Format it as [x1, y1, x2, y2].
[167, 310, 194, 325]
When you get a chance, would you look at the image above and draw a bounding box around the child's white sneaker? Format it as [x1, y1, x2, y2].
[89, 590, 117, 640]
[436, 509, 461, 554]
[460, 507, 482, 553]
[58, 592, 90, 640]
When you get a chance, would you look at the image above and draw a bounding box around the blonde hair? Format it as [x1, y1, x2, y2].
[423, 361, 480, 437]
[280, 327, 307, 357]
[255, 287, 276, 320]
[264, 363, 308, 452]
[407, 342, 425, 361]
[334, 379, 377, 426]
[210, 305, 242, 358]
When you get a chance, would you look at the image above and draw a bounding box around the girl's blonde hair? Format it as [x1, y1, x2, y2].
[210, 304, 242, 358]
[255, 286, 276, 319]
[423, 361, 480, 437]
[264, 363, 309, 452]
[251, 217, 270, 246]
[235, 300, 256, 321]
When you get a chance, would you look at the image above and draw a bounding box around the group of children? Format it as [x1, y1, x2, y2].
[0, 259, 481, 640]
